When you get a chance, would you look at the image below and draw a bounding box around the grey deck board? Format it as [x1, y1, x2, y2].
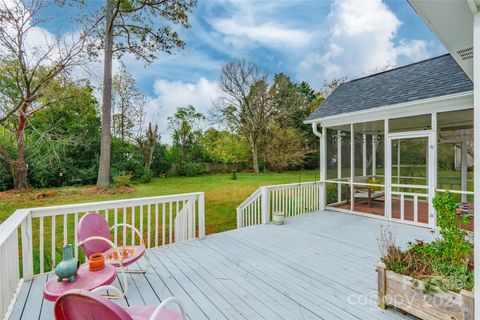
[169, 242, 263, 320]
[8, 279, 32, 320]
[175, 240, 301, 320]
[160, 247, 246, 320]
[9, 211, 433, 319]
[211, 231, 402, 320]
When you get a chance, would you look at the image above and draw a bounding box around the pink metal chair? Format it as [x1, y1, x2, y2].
[54, 287, 186, 320]
[77, 212, 150, 275]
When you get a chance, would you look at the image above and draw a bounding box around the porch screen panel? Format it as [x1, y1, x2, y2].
[389, 114, 431, 133]
[390, 137, 429, 224]
[325, 126, 350, 207]
[437, 109, 474, 232]
[350, 121, 385, 217]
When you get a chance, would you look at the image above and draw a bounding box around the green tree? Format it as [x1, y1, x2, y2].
[200, 128, 249, 163]
[136, 122, 159, 179]
[168, 105, 205, 175]
[0, 0, 85, 188]
[26, 80, 101, 187]
[112, 64, 146, 142]
[215, 61, 274, 174]
[76, 0, 197, 188]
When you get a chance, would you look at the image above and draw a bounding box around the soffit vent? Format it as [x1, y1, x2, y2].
[457, 47, 473, 60]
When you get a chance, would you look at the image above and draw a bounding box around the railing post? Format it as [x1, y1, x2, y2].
[198, 192, 205, 238]
[236, 208, 242, 228]
[261, 187, 270, 224]
[21, 213, 33, 281]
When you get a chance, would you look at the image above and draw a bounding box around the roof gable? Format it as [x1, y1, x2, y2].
[306, 54, 472, 121]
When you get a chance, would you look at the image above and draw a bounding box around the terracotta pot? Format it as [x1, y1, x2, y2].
[88, 253, 105, 271]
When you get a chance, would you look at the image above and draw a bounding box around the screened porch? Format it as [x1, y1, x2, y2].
[319, 109, 474, 231]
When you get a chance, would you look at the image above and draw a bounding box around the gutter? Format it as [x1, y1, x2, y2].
[311, 122, 322, 137]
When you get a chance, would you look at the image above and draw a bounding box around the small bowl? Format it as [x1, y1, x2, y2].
[89, 253, 105, 271]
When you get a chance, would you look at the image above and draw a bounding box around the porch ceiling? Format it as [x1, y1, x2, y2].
[408, 0, 475, 80]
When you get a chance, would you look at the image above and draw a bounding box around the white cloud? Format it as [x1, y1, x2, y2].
[297, 0, 432, 88]
[153, 77, 219, 114]
[147, 77, 220, 142]
[209, 1, 313, 50]
[212, 19, 312, 48]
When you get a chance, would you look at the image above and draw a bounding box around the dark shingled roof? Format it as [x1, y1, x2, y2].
[306, 54, 473, 121]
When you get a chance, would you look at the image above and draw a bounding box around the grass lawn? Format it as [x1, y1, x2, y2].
[0, 170, 319, 234]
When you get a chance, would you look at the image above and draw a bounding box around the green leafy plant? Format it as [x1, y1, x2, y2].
[113, 172, 132, 187]
[379, 192, 473, 293]
[230, 170, 238, 180]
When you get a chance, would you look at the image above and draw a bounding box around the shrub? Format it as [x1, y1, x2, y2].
[113, 172, 132, 186]
[230, 170, 238, 180]
[326, 184, 338, 204]
[140, 169, 153, 183]
[174, 162, 205, 177]
[380, 192, 473, 293]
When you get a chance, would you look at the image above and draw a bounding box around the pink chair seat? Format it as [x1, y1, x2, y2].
[126, 306, 183, 320]
[105, 245, 146, 267]
[55, 289, 184, 320]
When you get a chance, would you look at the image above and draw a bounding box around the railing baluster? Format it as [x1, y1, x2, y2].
[123, 207, 127, 246]
[274, 188, 277, 216]
[275, 190, 278, 212]
[169, 203, 173, 244]
[292, 187, 295, 216]
[251, 201, 254, 226]
[162, 203, 166, 246]
[193, 199, 197, 238]
[131, 206, 136, 246]
[147, 204, 151, 248]
[63, 214, 68, 246]
[293, 187, 296, 216]
[155, 203, 159, 248]
[183, 201, 187, 239]
[301, 186, 305, 214]
[310, 184, 313, 210]
[39, 216, 44, 273]
[74, 212, 79, 261]
[255, 198, 262, 224]
[140, 205, 143, 245]
[114, 208, 118, 245]
[51, 215, 56, 267]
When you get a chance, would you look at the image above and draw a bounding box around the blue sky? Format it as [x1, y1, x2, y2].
[36, 0, 446, 139]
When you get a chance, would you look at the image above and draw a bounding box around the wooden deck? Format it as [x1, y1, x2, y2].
[9, 211, 435, 320]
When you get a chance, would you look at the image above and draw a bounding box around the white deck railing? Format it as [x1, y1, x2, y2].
[237, 181, 322, 228]
[0, 192, 205, 319]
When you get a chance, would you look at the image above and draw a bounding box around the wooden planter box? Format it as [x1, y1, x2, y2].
[377, 262, 474, 320]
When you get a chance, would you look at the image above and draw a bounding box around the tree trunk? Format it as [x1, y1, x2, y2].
[97, 0, 114, 189]
[252, 143, 259, 174]
[145, 144, 155, 172]
[11, 108, 28, 189]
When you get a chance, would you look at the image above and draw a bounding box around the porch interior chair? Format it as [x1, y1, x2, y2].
[77, 211, 150, 275]
[346, 179, 384, 208]
[54, 287, 186, 320]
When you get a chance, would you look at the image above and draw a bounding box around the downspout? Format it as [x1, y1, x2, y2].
[312, 122, 326, 210]
[312, 122, 323, 179]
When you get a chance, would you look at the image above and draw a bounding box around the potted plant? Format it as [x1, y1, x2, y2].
[377, 192, 474, 319]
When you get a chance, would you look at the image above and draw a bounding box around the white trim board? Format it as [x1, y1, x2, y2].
[305, 91, 473, 128]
